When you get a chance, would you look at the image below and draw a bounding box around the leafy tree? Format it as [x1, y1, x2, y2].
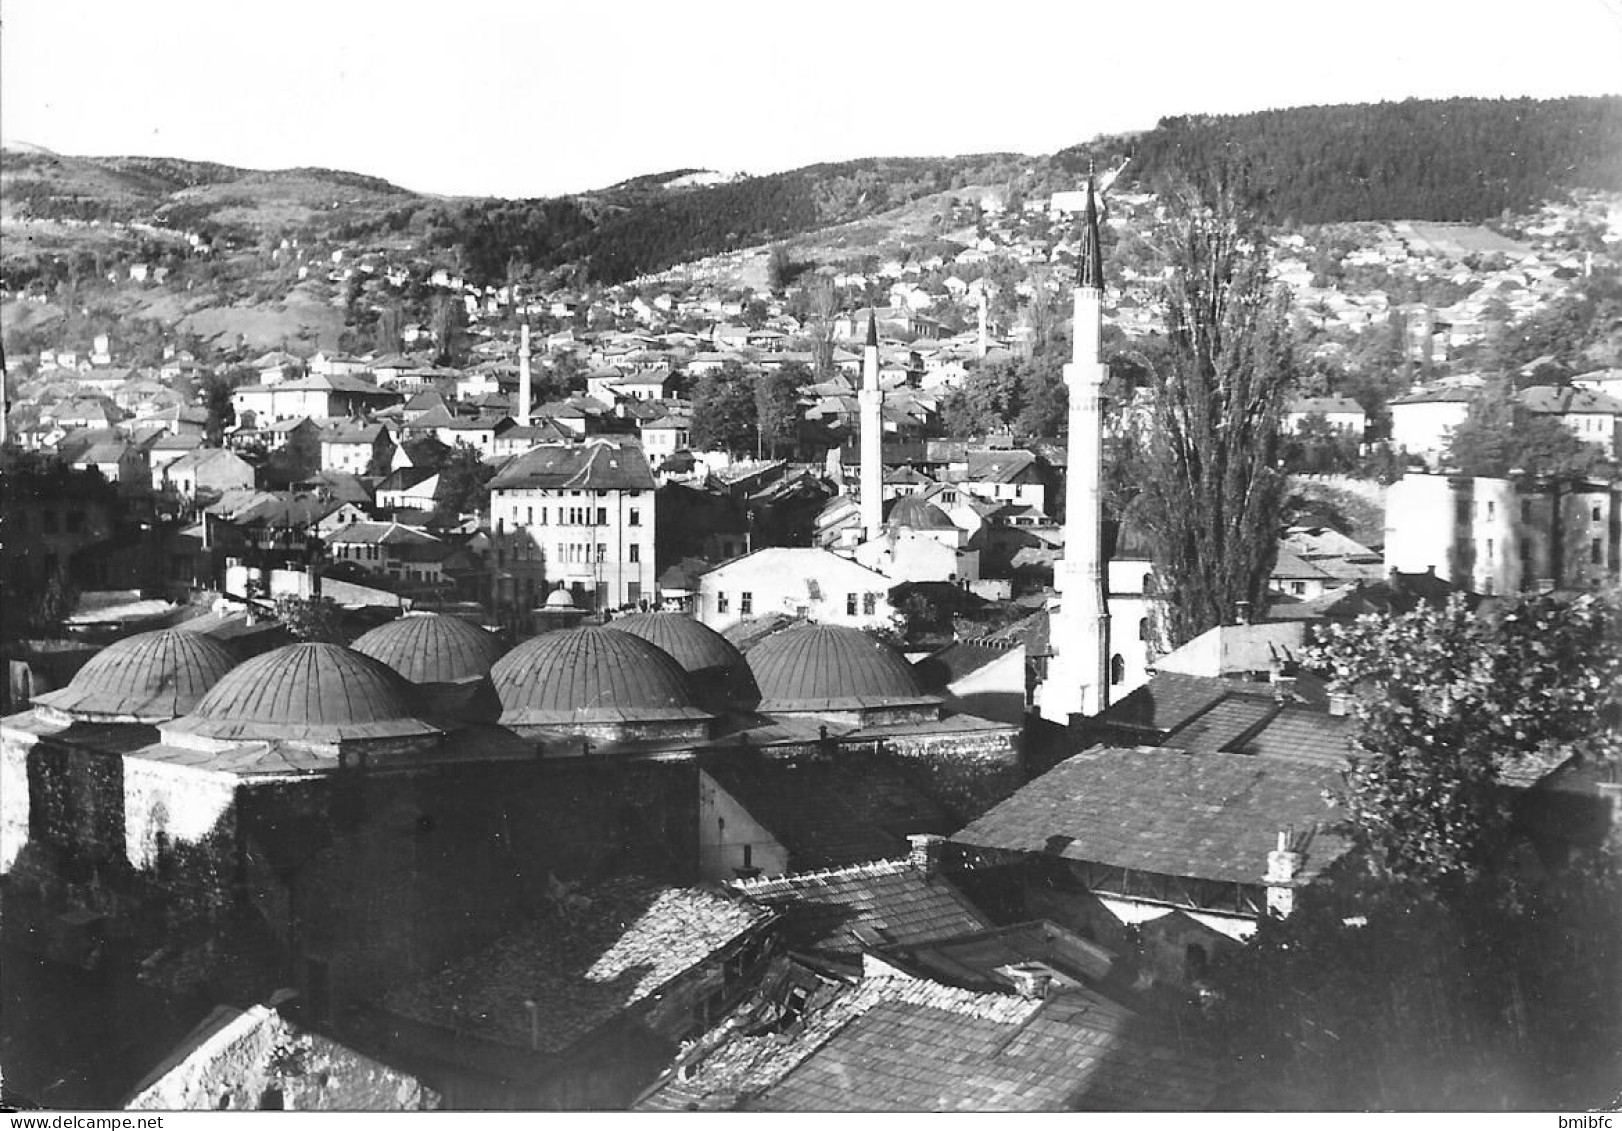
[690, 361, 758, 455]
[198, 368, 249, 446]
[1281, 414, 1361, 474]
[1306, 589, 1622, 887]
[1134, 164, 1295, 646]
[432, 442, 495, 522]
[273, 594, 348, 644]
[755, 363, 804, 458]
[429, 295, 467, 366]
[261, 427, 321, 489]
[1443, 378, 1604, 478]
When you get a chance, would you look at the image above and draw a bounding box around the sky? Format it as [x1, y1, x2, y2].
[3, 0, 1621, 199]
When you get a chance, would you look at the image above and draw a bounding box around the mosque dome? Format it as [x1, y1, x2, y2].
[351, 613, 506, 686]
[747, 624, 938, 715]
[604, 613, 744, 675]
[544, 588, 577, 609]
[165, 642, 438, 742]
[490, 626, 711, 727]
[886, 495, 957, 532]
[32, 629, 239, 722]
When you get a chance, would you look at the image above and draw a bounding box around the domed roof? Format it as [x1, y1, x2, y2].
[604, 613, 744, 675]
[490, 626, 711, 726]
[165, 643, 438, 742]
[747, 624, 937, 713]
[886, 495, 957, 531]
[351, 613, 506, 685]
[32, 629, 239, 722]
[544, 587, 577, 609]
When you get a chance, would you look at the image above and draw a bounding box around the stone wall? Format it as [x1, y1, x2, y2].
[880, 726, 1024, 824]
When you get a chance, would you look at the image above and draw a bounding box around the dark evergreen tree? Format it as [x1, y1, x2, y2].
[1135, 163, 1295, 646]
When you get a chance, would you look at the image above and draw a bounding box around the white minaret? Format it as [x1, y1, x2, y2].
[977, 289, 989, 359]
[1039, 179, 1111, 724]
[516, 322, 533, 427]
[859, 311, 884, 540]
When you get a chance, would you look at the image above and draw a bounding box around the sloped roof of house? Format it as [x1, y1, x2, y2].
[640, 971, 1223, 1112]
[326, 521, 442, 546]
[384, 877, 771, 1054]
[1287, 396, 1366, 415]
[703, 756, 955, 872]
[730, 858, 988, 959]
[954, 746, 1351, 886]
[489, 439, 655, 491]
[1518, 385, 1622, 416]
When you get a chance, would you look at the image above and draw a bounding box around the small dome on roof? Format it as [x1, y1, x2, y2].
[351, 613, 506, 685]
[544, 587, 577, 609]
[32, 629, 238, 722]
[490, 626, 711, 727]
[165, 642, 437, 742]
[886, 494, 957, 531]
[747, 624, 937, 714]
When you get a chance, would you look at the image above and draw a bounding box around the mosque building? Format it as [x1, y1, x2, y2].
[1, 606, 1021, 1086]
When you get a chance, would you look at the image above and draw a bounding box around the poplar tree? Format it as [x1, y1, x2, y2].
[1136, 163, 1295, 646]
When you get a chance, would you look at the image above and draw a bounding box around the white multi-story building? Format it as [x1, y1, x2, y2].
[488, 438, 658, 610]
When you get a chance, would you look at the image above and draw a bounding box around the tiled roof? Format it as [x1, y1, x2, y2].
[952, 746, 1351, 886]
[731, 858, 988, 958]
[1231, 706, 1356, 766]
[1094, 672, 1232, 735]
[642, 972, 1223, 1112]
[1162, 696, 1281, 754]
[704, 758, 955, 872]
[384, 877, 771, 1054]
[326, 521, 441, 546]
[488, 439, 655, 491]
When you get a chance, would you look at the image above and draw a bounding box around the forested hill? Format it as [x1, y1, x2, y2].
[423, 154, 1027, 286]
[1061, 96, 1622, 224]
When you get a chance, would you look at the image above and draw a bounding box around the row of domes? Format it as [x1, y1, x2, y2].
[30, 615, 935, 736]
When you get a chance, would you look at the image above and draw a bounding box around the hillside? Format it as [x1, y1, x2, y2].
[1054, 96, 1622, 225]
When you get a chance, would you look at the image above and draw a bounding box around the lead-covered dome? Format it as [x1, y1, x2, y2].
[164, 642, 438, 742]
[606, 612, 759, 711]
[605, 613, 744, 676]
[351, 613, 506, 685]
[32, 629, 239, 722]
[490, 625, 711, 727]
[747, 624, 937, 715]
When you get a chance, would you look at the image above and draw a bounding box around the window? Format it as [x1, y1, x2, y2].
[741, 591, 753, 615]
[718, 592, 730, 614]
[596, 507, 607, 526]
[526, 506, 533, 524]
[596, 543, 607, 562]
[847, 592, 858, 616]
[1486, 500, 1495, 520]
[629, 508, 641, 527]
[1592, 539, 1604, 565]
[1110, 654, 1126, 685]
[1290, 581, 1307, 596]
[1594, 505, 1604, 523]
[1138, 617, 1150, 641]
[540, 508, 548, 525]
[1521, 499, 1533, 523]
[629, 543, 640, 563]
[1486, 538, 1495, 559]
[863, 592, 877, 615]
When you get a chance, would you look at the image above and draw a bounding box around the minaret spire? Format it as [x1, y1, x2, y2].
[1039, 176, 1112, 724]
[859, 310, 884, 541]
[516, 322, 533, 428]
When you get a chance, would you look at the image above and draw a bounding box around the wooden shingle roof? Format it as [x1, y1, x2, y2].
[952, 746, 1351, 886]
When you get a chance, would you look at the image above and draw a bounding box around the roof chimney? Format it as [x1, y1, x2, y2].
[1265, 828, 1305, 918]
[907, 833, 945, 877]
[1000, 962, 1054, 1000]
